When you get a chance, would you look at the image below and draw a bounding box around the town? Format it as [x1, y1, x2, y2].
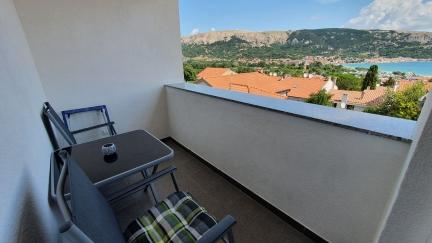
[187, 64, 431, 120]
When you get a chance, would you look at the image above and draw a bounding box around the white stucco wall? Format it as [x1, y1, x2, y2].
[166, 86, 411, 243]
[378, 94, 432, 243]
[14, 0, 184, 138]
[0, 0, 56, 241]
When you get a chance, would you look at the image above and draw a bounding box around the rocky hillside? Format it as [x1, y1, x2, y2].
[181, 28, 432, 60]
[182, 30, 292, 46]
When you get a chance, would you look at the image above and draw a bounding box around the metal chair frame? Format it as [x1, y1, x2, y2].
[56, 151, 236, 243]
[61, 105, 116, 137]
[42, 102, 116, 149]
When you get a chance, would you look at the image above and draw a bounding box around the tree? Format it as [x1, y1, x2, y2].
[382, 77, 396, 87]
[362, 65, 379, 90]
[364, 81, 427, 120]
[306, 90, 333, 106]
[183, 64, 197, 82]
[234, 66, 255, 73]
[335, 73, 362, 91]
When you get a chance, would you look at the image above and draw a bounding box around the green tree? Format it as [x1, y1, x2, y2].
[234, 66, 255, 73]
[183, 64, 197, 82]
[362, 65, 379, 90]
[364, 81, 427, 120]
[306, 90, 333, 106]
[334, 73, 362, 91]
[382, 77, 396, 87]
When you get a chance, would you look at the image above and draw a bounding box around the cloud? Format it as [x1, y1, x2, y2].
[191, 28, 199, 35]
[210, 27, 216, 32]
[316, 0, 341, 4]
[345, 0, 432, 31]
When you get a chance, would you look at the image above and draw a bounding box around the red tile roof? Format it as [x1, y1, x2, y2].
[200, 70, 327, 100]
[330, 87, 388, 106]
[397, 80, 432, 92]
[278, 77, 328, 99]
[197, 68, 236, 79]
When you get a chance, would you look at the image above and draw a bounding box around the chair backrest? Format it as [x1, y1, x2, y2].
[67, 155, 125, 243]
[42, 102, 77, 147]
[62, 105, 117, 137]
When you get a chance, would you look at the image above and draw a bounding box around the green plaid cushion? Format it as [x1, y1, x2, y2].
[124, 191, 217, 243]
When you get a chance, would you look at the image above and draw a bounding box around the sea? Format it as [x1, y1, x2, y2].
[343, 61, 432, 76]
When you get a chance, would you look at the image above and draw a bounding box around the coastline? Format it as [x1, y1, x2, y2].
[343, 61, 432, 77]
[342, 58, 432, 65]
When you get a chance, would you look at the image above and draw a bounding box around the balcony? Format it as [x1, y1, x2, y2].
[112, 139, 314, 243]
[1, 0, 432, 243]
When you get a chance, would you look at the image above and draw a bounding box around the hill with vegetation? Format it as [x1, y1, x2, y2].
[181, 29, 432, 60]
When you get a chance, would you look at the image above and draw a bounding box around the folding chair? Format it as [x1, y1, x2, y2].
[61, 105, 116, 138]
[42, 102, 77, 149]
[56, 151, 236, 243]
[42, 102, 116, 149]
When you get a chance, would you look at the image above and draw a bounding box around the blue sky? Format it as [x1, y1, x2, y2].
[179, 0, 432, 36]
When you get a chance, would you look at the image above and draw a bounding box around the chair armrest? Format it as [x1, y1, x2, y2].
[197, 215, 236, 243]
[59, 223, 94, 243]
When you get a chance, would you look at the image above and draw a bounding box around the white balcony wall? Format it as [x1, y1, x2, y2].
[0, 0, 56, 241]
[167, 86, 411, 243]
[14, 0, 184, 138]
[378, 93, 432, 243]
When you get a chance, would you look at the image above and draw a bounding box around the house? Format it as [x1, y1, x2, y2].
[197, 67, 337, 100]
[197, 67, 236, 80]
[331, 87, 388, 111]
[278, 76, 337, 100]
[397, 80, 432, 92]
[331, 80, 432, 111]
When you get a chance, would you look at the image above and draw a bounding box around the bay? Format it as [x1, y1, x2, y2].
[343, 61, 432, 76]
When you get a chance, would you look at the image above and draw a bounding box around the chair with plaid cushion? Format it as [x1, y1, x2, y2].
[56, 151, 236, 243]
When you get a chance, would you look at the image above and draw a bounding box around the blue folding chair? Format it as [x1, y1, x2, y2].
[62, 105, 117, 137]
[42, 102, 117, 149]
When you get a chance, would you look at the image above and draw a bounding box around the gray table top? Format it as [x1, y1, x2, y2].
[54, 130, 173, 188]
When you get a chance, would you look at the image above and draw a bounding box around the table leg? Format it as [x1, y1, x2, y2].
[143, 168, 159, 203]
[143, 165, 159, 192]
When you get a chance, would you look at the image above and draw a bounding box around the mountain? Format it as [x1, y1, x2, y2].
[181, 28, 432, 60]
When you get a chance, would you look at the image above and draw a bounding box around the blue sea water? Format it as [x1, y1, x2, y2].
[343, 61, 432, 76]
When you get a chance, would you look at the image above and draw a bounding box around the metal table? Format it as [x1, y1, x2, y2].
[50, 130, 174, 202]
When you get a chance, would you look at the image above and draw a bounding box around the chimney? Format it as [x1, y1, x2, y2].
[332, 77, 337, 89]
[393, 81, 400, 91]
[303, 73, 309, 78]
[308, 73, 313, 78]
[341, 93, 349, 109]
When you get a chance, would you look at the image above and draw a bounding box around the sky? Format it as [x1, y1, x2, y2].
[179, 0, 432, 36]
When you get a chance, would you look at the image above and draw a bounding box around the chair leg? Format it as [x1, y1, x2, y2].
[141, 171, 148, 191]
[226, 228, 235, 243]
